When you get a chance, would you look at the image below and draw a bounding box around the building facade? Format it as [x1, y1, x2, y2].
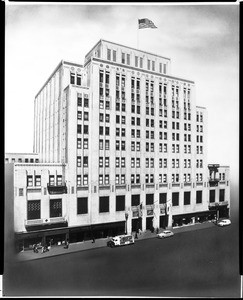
[6, 40, 230, 250]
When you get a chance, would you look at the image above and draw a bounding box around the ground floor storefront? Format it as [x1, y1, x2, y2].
[15, 221, 126, 252]
[172, 210, 218, 228]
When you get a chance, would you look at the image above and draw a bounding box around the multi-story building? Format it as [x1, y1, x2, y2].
[5, 39, 230, 251]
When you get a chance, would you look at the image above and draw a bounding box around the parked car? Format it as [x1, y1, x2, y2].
[157, 230, 174, 239]
[107, 234, 135, 248]
[217, 219, 231, 227]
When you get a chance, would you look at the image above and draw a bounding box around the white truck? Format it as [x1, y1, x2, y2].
[107, 234, 135, 248]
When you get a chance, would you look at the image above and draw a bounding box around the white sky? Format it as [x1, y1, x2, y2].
[5, 3, 239, 182]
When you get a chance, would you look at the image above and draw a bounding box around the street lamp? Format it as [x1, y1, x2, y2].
[125, 212, 128, 234]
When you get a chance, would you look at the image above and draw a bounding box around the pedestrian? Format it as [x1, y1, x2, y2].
[92, 236, 95, 243]
[135, 232, 138, 239]
[64, 239, 69, 249]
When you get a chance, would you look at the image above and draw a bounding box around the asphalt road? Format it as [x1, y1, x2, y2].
[3, 220, 241, 297]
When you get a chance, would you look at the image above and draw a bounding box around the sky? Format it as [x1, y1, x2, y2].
[5, 3, 239, 183]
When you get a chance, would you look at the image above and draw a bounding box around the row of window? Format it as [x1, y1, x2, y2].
[5, 158, 39, 163]
[106, 49, 168, 75]
[27, 175, 63, 187]
[85, 172, 204, 186]
[98, 140, 194, 154]
[26, 188, 224, 221]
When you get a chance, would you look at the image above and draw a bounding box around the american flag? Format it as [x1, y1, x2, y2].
[138, 18, 157, 29]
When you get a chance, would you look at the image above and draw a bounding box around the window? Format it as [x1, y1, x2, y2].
[136, 142, 140, 151]
[27, 200, 41, 220]
[116, 174, 119, 185]
[84, 112, 89, 121]
[19, 188, 24, 196]
[99, 175, 103, 185]
[140, 57, 143, 68]
[77, 74, 81, 86]
[105, 127, 110, 136]
[77, 197, 88, 214]
[121, 174, 125, 184]
[196, 191, 202, 204]
[121, 141, 126, 151]
[147, 59, 151, 70]
[105, 157, 110, 167]
[77, 138, 82, 149]
[209, 190, 215, 203]
[50, 199, 62, 218]
[146, 194, 154, 205]
[116, 195, 125, 211]
[131, 157, 135, 168]
[184, 192, 190, 205]
[131, 174, 135, 184]
[99, 139, 103, 150]
[99, 196, 109, 213]
[121, 157, 126, 167]
[77, 156, 82, 167]
[83, 174, 88, 185]
[27, 175, 33, 187]
[113, 50, 116, 62]
[35, 175, 41, 186]
[99, 157, 103, 167]
[150, 158, 154, 168]
[219, 189, 225, 202]
[105, 174, 109, 185]
[160, 193, 167, 204]
[83, 156, 88, 168]
[84, 125, 89, 134]
[132, 194, 140, 206]
[135, 56, 138, 67]
[77, 175, 81, 186]
[172, 192, 179, 206]
[136, 158, 140, 168]
[83, 138, 88, 149]
[116, 141, 120, 150]
[136, 174, 140, 184]
[77, 94, 82, 106]
[107, 49, 111, 60]
[127, 54, 130, 65]
[77, 111, 82, 121]
[77, 125, 82, 134]
[84, 96, 89, 108]
[122, 52, 125, 64]
[163, 174, 167, 183]
[152, 61, 155, 71]
[70, 73, 75, 84]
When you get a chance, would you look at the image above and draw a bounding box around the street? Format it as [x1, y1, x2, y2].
[3, 219, 240, 297]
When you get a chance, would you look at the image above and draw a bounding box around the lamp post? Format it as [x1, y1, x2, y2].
[125, 212, 128, 234]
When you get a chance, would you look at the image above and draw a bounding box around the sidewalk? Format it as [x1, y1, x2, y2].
[16, 221, 216, 262]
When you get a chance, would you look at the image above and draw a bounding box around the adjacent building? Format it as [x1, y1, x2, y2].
[5, 39, 230, 251]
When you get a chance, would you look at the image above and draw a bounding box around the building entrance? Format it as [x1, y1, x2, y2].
[146, 216, 154, 231]
[132, 218, 142, 232]
[160, 215, 168, 229]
